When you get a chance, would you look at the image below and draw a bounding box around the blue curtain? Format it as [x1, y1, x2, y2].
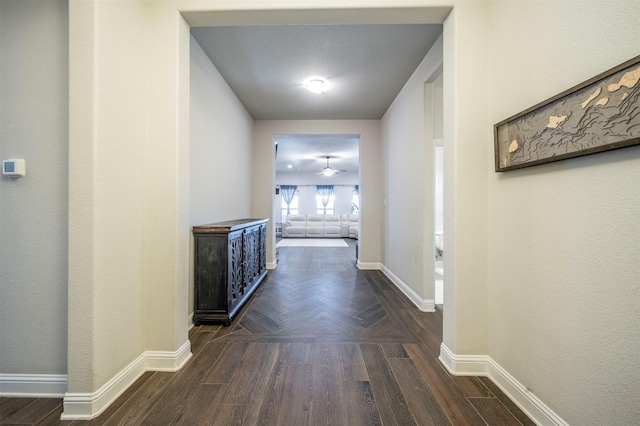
[280, 185, 297, 215]
[316, 185, 334, 214]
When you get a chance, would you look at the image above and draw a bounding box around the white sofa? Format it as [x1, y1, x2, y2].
[282, 214, 359, 239]
[343, 214, 359, 239]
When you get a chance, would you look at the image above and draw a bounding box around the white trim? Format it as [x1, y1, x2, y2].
[438, 343, 489, 375]
[356, 261, 382, 270]
[61, 341, 192, 421]
[439, 343, 569, 426]
[267, 260, 277, 269]
[62, 355, 147, 420]
[381, 265, 435, 312]
[188, 312, 195, 330]
[146, 340, 192, 372]
[0, 374, 67, 398]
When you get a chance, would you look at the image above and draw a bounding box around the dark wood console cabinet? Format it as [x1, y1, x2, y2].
[192, 218, 268, 326]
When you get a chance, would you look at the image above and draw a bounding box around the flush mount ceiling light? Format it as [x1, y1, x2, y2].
[304, 78, 329, 93]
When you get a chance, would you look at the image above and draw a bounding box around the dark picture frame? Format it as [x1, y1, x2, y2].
[494, 55, 640, 172]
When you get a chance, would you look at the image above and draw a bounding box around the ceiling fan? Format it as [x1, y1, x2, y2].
[318, 156, 347, 176]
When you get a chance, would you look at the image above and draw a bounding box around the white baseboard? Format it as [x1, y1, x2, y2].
[61, 340, 192, 421]
[188, 312, 195, 330]
[146, 340, 192, 372]
[381, 265, 435, 312]
[0, 374, 67, 398]
[267, 260, 277, 269]
[356, 261, 382, 270]
[439, 343, 568, 426]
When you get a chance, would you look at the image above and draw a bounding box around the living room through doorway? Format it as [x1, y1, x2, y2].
[273, 134, 361, 262]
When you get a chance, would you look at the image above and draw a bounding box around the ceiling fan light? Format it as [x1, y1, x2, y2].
[323, 167, 333, 176]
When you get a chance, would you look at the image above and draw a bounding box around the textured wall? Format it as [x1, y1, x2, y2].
[485, 1, 640, 424]
[440, 1, 492, 356]
[190, 36, 253, 227]
[380, 35, 443, 300]
[67, 0, 193, 393]
[189, 35, 253, 315]
[0, 0, 68, 375]
[68, 0, 149, 390]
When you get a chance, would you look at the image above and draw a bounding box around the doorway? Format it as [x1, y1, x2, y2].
[273, 134, 360, 263]
[428, 71, 444, 305]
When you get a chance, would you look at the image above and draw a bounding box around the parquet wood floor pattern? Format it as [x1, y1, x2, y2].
[1, 240, 534, 425]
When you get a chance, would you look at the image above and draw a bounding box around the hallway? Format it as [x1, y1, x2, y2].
[1, 241, 532, 425]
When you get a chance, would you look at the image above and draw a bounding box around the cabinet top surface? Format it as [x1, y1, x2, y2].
[193, 218, 268, 234]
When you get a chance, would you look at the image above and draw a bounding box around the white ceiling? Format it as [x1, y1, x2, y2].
[191, 23, 443, 173]
[274, 134, 360, 174]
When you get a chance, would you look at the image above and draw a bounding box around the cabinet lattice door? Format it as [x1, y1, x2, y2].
[193, 218, 268, 326]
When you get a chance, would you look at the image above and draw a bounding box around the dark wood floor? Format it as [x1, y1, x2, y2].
[1, 239, 534, 425]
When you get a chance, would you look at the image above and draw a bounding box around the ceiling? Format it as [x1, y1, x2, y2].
[190, 23, 443, 173]
[274, 134, 360, 174]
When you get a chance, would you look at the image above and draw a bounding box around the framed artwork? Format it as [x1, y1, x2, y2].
[494, 55, 640, 172]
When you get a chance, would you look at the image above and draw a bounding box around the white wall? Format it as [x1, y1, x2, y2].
[67, 0, 192, 404]
[485, 2, 640, 424]
[334, 185, 357, 216]
[276, 171, 359, 186]
[0, 0, 68, 377]
[298, 186, 318, 214]
[433, 73, 444, 234]
[190, 36, 253, 226]
[380, 35, 443, 303]
[68, 0, 148, 392]
[441, 0, 491, 357]
[434, 145, 443, 234]
[432, 72, 444, 141]
[189, 35, 254, 314]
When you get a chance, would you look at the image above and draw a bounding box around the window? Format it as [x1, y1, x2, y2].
[316, 185, 334, 214]
[351, 185, 360, 214]
[316, 193, 335, 214]
[281, 190, 298, 221]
